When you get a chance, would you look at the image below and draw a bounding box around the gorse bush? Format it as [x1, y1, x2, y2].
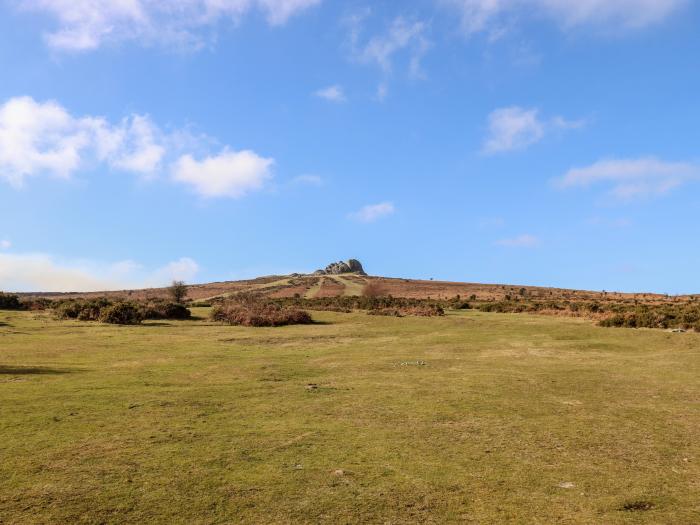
[20, 297, 53, 311]
[141, 300, 191, 320]
[51, 297, 191, 324]
[53, 299, 107, 320]
[99, 302, 144, 325]
[275, 294, 450, 315]
[465, 296, 700, 331]
[368, 304, 444, 317]
[211, 301, 312, 327]
[0, 292, 22, 310]
[597, 305, 700, 330]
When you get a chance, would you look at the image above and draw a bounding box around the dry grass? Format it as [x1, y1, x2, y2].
[0, 308, 698, 523]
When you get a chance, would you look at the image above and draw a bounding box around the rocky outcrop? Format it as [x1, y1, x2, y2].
[314, 259, 366, 276]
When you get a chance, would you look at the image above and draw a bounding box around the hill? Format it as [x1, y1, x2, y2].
[18, 272, 681, 305]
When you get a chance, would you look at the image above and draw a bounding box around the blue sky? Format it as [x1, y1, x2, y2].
[0, 0, 699, 294]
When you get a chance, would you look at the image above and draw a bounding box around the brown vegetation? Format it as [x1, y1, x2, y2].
[361, 280, 388, 297]
[210, 297, 312, 327]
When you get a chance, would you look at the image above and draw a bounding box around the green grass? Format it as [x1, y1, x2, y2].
[1, 309, 698, 524]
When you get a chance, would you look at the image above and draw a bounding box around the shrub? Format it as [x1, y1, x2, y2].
[99, 302, 143, 325]
[368, 308, 404, 317]
[599, 314, 626, 328]
[53, 298, 112, 321]
[367, 304, 443, 317]
[405, 304, 445, 317]
[0, 292, 22, 310]
[20, 298, 53, 311]
[211, 302, 312, 327]
[53, 301, 87, 320]
[141, 301, 191, 320]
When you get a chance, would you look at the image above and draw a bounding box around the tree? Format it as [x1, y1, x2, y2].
[169, 280, 188, 304]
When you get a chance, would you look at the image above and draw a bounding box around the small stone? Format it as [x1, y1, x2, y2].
[558, 482, 575, 489]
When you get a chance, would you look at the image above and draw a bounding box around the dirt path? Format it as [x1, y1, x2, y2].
[304, 277, 324, 298]
[333, 275, 365, 296]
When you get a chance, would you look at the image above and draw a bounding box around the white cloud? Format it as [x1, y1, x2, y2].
[172, 149, 274, 198]
[494, 234, 540, 247]
[314, 85, 346, 103]
[0, 240, 11, 250]
[444, 0, 687, 36]
[349, 202, 395, 223]
[0, 96, 166, 186]
[18, 0, 322, 51]
[108, 115, 166, 175]
[0, 252, 200, 292]
[0, 96, 274, 199]
[556, 157, 700, 200]
[152, 257, 200, 283]
[482, 106, 583, 154]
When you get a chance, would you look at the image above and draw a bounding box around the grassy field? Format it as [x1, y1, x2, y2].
[1, 308, 698, 524]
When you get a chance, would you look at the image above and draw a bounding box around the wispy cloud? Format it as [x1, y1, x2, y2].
[0, 239, 11, 250]
[346, 12, 431, 93]
[444, 0, 687, 37]
[314, 85, 346, 103]
[292, 174, 323, 186]
[0, 96, 274, 199]
[482, 106, 584, 154]
[495, 234, 540, 247]
[555, 157, 700, 201]
[17, 0, 322, 51]
[0, 252, 199, 292]
[349, 202, 395, 223]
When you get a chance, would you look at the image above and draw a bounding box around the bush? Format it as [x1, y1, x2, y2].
[20, 297, 53, 311]
[367, 304, 443, 317]
[53, 298, 111, 321]
[211, 301, 312, 327]
[141, 301, 191, 320]
[599, 314, 627, 328]
[53, 301, 87, 320]
[368, 308, 404, 317]
[405, 304, 445, 317]
[99, 302, 143, 325]
[0, 292, 22, 310]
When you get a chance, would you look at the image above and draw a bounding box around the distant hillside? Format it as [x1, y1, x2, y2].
[19, 273, 679, 304]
